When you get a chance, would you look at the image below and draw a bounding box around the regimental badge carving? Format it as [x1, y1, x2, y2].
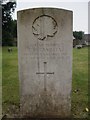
[32, 15, 58, 40]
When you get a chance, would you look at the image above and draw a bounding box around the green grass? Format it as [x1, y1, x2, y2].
[0, 47, 2, 86]
[2, 47, 19, 116]
[0, 47, 2, 118]
[0, 47, 2, 84]
[72, 47, 88, 118]
[2, 46, 89, 118]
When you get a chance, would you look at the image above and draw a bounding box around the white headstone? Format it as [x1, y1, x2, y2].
[17, 8, 73, 118]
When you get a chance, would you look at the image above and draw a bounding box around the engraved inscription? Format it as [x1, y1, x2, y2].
[24, 43, 68, 59]
[32, 15, 58, 40]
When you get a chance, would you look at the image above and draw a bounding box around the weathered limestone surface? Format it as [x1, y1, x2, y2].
[17, 8, 73, 118]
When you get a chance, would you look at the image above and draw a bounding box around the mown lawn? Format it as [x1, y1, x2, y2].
[2, 47, 19, 116]
[0, 47, 2, 119]
[2, 46, 89, 118]
[71, 47, 88, 118]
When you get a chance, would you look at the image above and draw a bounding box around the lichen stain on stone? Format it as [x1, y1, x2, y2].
[19, 10, 30, 24]
[20, 91, 71, 118]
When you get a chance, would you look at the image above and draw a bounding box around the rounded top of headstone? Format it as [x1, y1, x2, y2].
[17, 7, 73, 14]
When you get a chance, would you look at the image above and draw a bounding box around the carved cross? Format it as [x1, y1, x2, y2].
[36, 62, 54, 91]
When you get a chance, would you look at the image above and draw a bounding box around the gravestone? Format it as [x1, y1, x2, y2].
[17, 8, 73, 118]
